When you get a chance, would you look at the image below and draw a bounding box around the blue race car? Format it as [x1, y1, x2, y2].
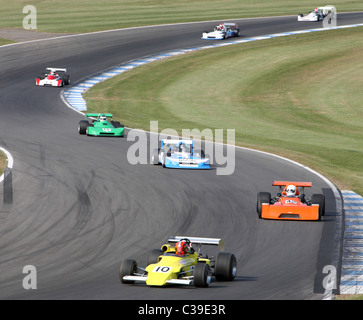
[151, 139, 210, 169]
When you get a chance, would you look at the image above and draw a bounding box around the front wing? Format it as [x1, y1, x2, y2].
[36, 78, 63, 87]
[87, 127, 124, 137]
[297, 15, 319, 22]
[164, 157, 210, 169]
[123, 275, 192, 286]
[261, 203, 320, 220]
[202, 32, 224, 40]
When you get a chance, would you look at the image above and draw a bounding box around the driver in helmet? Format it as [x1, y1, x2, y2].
[175, 240, 194, 255]
[285, 185, 297, 197]
[179, 143, 190, 154]
[99, 115, 107, 122]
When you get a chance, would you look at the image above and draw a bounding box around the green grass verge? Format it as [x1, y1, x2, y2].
[0, 150, 6, 177]
[84, 26, 363, 195]
[0, 38, 15, 46]
[335, 294, 363, 300]
[0, 0, 361, 33]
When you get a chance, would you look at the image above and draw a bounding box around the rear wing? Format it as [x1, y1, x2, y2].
[161, 139, 194, 147]
[318, 6, 336, 13]
[273, 181, 312, 188]
[168, 236, 224, 251]
[46, 67, 67, 73]
[85, 113, 113, 118]
[223, 23, 238, 27]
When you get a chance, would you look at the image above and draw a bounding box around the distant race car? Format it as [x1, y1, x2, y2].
[202, 22, 240, 40]
[151, 139, 210, 169]
[36, 67, 70, 87]
[297, 5, 336, 22]
[78, 113, 124, 137]
[120, 236, 237, 287]
[257, 181, 325, 221]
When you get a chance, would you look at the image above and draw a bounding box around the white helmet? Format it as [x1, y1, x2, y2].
[100, 115, 107, 121]
[286, 185, 297, 197]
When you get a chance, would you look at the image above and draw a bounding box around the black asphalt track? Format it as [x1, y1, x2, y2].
[1, 13, 362, 300]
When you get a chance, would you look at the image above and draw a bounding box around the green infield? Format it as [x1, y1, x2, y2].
[0, 0, 360, 33]
[336, 294, 363, 300]
[0, 150, 6, 177]
[0, 38, 15, 46]
[84, 26, 363, 195]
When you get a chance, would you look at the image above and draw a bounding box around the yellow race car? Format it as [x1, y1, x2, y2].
[119, 236, 237, 287]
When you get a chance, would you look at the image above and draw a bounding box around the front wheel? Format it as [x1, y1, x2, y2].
[78, 120, 89, 135]
[257, 192, 271, 218]
[194, 149, 205, 158]
[194, 263, 211, 287]
[62, 75, 70, 85]
[119, 259, 137, 284]
[311, 194, 325, 219]
[151, 148, 160, 165]
[214, 252, 237, 281]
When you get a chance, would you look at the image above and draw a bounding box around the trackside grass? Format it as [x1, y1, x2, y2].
[0, 150, 6, 177]
[0, 38, 15, 46]
[84, 27, 363, 195]
[0, 0, 361, 33]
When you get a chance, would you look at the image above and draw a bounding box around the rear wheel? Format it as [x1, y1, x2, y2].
[194, 263, 211, 287]
[119, 259, 137, 284]
[111, 121, 124, 128]
[147, 249, 162, 265]
[214, 252, 237, 281]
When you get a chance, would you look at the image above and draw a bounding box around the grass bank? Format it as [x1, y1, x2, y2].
[0, 38, 15, 46]
[0, 150, 6, 177]
[0, 0, 361, 33]
[84, 26, 363, 195]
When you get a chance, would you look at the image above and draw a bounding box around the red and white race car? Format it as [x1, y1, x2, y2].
[36, 67, 70, 87]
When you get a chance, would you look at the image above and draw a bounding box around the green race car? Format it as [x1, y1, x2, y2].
[78, 113, 124, 137]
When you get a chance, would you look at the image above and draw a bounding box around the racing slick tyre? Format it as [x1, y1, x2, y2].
[194, 263, 211, 287]
[119, 259, 137, 284]
[162, 148, 171, 168]
[111, 121, 123, 128]
[78, 120, 89, 135]
[194, 149, 205, 158]
[86, 124, 94, 136]
[311, 194, 325, 220]
[62, 75, 70, 85]
[151, 148, 160, 165]
[147, 249, 163, 265]
[257, 192, 271, 218]
[214, 252, 237, 281]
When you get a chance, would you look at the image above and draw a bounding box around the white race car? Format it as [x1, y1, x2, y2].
[36, 67, 70, 87]
[298, 6, 336, 22]
[202, 23, 240, 40]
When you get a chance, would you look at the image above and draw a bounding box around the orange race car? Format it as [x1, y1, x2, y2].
[256, 181, 325, 221]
